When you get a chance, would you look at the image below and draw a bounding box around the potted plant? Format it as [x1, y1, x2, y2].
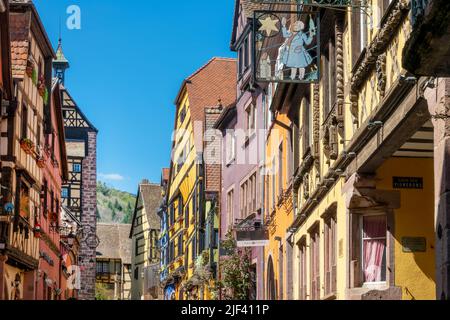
[38, 75, 46, 97]
[20, 138, 34, 155]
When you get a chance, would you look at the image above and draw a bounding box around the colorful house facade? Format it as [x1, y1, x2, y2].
[283, 0, 439, 300]
[0, 0, 55, 300]
[129, 181, 162, 300]
[164, 58, 236, 300]
[35, 79, 69, 300]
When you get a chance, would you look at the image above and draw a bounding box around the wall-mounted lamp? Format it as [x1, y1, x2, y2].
[368, 121, 384, 130]
[399, 74, 417, 84]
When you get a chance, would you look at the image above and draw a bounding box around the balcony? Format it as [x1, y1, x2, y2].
[403, 0, 450, 76]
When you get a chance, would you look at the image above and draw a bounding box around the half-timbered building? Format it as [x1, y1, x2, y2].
[129, 180, 162, 300]
[0, 0, 55, 300]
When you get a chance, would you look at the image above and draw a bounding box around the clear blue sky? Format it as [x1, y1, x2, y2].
[34, 0, 236, 194]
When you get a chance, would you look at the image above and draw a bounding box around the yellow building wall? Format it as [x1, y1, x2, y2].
[264, 112, 294, 299]
[376, 157, 436, 300]
[292, 180, 347, 300]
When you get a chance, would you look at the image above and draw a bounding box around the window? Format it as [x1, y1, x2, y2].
[213, 229, 219, 249]
[226, 131, 236, 164]
[240, 173, 257, 219]
[322, 36, 336, 119]
[136, 236, 145, 256]
[21, 103, 28, 139]
[324, 215, 337, 296]
[238, 35, 250, 77]
[179, 105, 186, 124]
[246, 104, 256, 133]
[279, 245, 284, 300]
[298, 241, 307, 300]
[169, 204, 175, 225]
[169, 241, 175, 263]
[178, 196, 183, 219]
[62, 187, 69, 199]
[278, 143, 283, 198]
[177, 233, 184, 257]
[362, 215, 387, 284]
[310, 226, 320, 300]
[73, 164, 81, 173]
[43, 180, 48, 214]
[184, 204, 189, 229]
[97, 261, 110, 274]
[50, 190, 54, 215]
[227, 189, 234, 229]
[271, 160, 276, 211]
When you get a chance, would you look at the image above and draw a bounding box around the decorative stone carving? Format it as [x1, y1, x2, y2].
[313, 84, 321, 159]
[350, 0, 410, 126]
[323, 108, 339, 164]
[335, 15, 345, 138]
[376, 53, 387, 97]
[303, 173, 310, 200]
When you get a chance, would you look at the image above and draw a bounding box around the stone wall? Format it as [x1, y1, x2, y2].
[79, 131, 97, 300]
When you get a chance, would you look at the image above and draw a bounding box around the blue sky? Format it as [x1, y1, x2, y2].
[33, 0, 236, 194]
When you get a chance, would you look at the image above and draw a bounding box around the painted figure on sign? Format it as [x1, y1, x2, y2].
[280, 17, 316, 80]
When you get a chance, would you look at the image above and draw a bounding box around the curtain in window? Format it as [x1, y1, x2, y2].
[363, 216, 386, 283]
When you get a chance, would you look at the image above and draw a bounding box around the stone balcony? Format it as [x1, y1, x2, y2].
[403, 0, 450, 76]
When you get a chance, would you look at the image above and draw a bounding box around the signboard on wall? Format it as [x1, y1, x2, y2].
[393, 177, 424, 189]
[253, 11, 320, 84]
[236, 228, 269, 248]
[402, 237, 427, 253]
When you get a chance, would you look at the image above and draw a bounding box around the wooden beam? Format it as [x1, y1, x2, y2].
[348, 90, 430, 175]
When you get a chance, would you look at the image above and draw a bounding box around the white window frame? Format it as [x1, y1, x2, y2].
[360, 213, 388, 288]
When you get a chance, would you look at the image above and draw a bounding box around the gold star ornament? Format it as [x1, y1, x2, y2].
[259, 16, 279, 37]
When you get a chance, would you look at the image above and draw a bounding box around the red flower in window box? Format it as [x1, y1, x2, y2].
[20, 138, 34, 155]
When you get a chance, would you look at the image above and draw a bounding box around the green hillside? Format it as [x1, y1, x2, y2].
[97, 181, 136, 224]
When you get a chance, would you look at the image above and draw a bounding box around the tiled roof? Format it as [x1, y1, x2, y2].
[10, 11, 31, 79]
[139, 183, 162, 230]
[180, 57, 237, 151]
[96, 223, 132, 265]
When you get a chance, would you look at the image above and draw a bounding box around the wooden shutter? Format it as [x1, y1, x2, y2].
[351, 9, 362, 69]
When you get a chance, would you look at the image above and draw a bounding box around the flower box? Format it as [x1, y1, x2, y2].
[20, 138, 34, 155]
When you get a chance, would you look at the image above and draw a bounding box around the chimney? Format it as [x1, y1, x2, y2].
[141, 179, 150, 185]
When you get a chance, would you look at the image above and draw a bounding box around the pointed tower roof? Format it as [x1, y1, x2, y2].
[54, 38, 69, 65]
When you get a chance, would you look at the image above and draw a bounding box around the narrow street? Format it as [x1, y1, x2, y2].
[0, 0, 449, 303]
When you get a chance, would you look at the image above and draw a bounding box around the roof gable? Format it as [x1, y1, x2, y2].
[61, 87, 98, 132]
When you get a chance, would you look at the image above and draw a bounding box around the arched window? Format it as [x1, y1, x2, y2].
[267, 256, 276, 300]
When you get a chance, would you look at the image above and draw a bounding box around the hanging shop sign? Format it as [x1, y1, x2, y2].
[250, 0, 365, 8]
[253, 11, 320, 84]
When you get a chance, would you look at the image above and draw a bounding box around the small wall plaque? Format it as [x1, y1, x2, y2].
[402, 237, 427, 253]
[393, 177, 423, 189]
